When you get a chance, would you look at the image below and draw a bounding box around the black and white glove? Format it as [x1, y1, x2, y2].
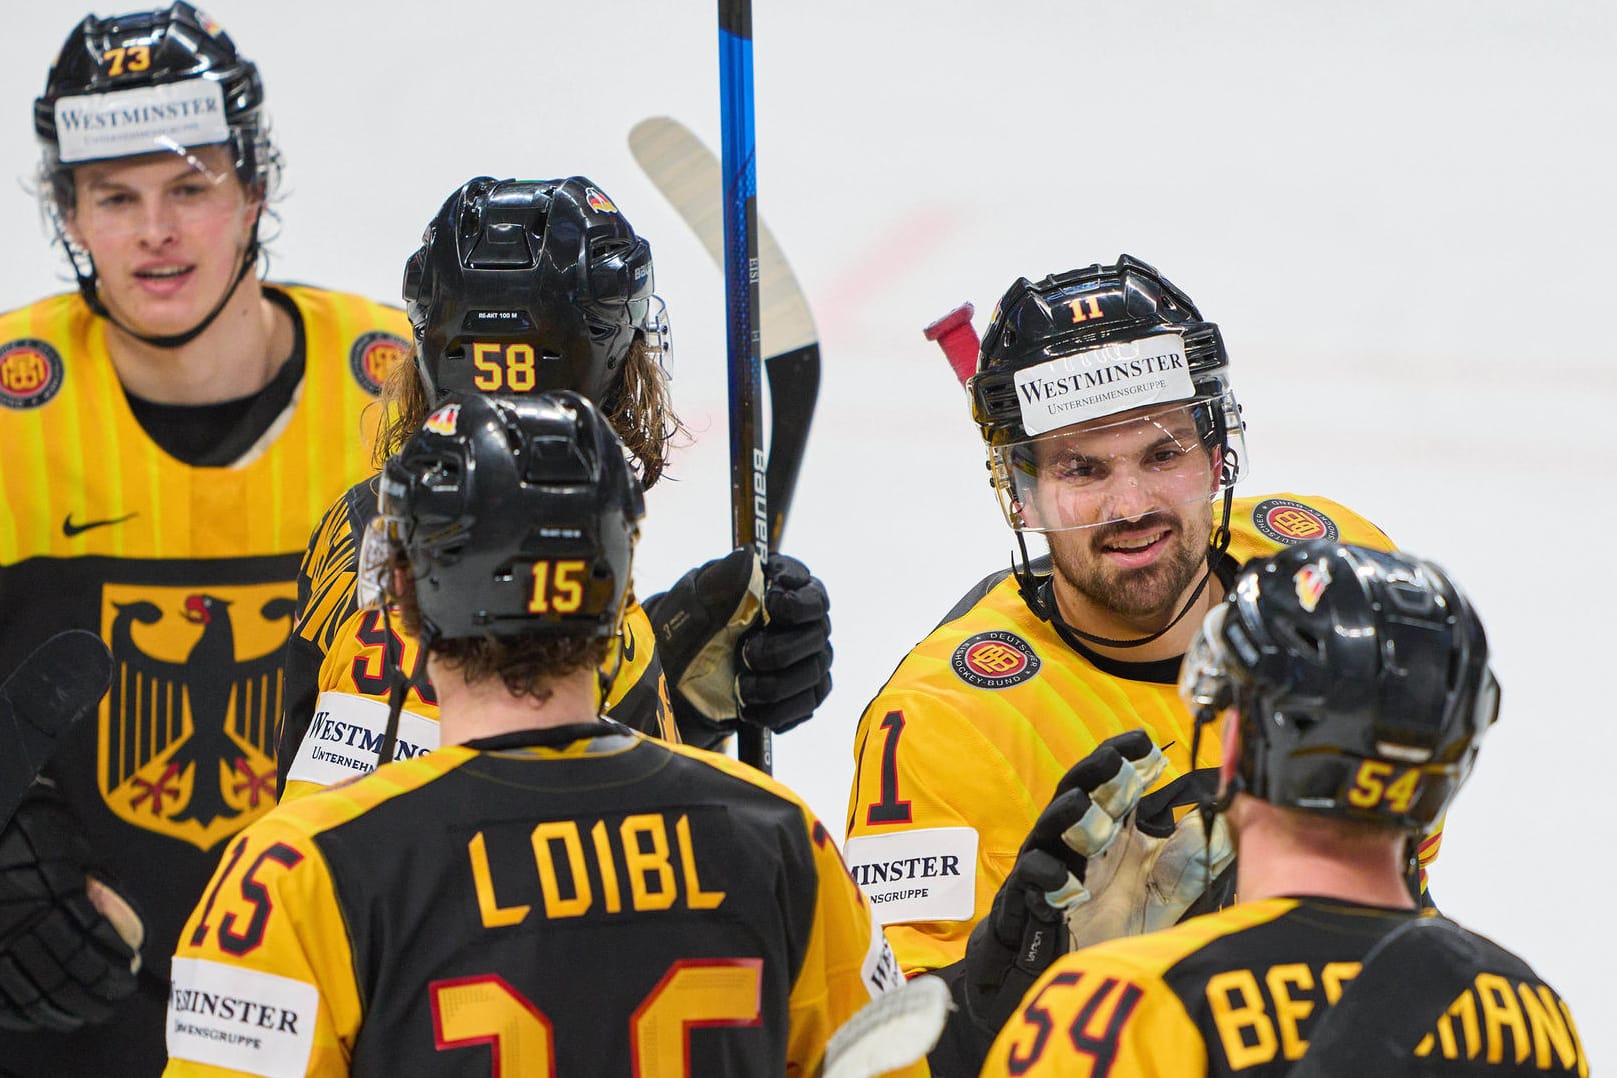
[647, 548, 833, 749]
[0, 780, 145, 1033]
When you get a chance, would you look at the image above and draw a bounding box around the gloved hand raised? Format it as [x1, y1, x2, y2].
[958, 731, 1167, 1038]
[647, 548, 832, 748]
[0, 779, 145, 1033]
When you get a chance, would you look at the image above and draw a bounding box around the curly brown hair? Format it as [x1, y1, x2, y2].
[373, 337, 687, 489]
[389, 556, 609, 704]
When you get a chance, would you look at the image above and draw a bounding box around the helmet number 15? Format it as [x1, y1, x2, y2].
[472, 341, 539, 393]
[1346, 760, 1422, 814]
[529, 560, 587, 614]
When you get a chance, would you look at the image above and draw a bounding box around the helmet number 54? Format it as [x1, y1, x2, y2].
[472, 341, 539, 393]
[1346, 760, 1422, 814]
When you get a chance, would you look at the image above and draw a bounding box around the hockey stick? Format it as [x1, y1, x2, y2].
[923, 302, 979, 389]
[628, 116, 820, 554]
[718, 0, 771, 774]
[0, 630, 114, 829]
[817, 974, 951, 1078]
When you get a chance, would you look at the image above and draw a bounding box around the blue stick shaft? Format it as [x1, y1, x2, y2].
[718, 0, 771, 773]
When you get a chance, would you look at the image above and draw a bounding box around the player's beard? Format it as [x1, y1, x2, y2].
[1049, 506, 1210, 623]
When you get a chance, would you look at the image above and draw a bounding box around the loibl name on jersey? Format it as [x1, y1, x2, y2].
[309, 710, 431, 762]
[467, 809, 726, 927]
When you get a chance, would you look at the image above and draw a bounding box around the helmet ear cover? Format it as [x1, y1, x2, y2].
[403, 177, 661, 410]
[379, 391, 645, 644]
[1186, 541, 1499, 831]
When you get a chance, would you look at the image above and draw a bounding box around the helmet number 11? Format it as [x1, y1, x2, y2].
[472, 341, 539, 393]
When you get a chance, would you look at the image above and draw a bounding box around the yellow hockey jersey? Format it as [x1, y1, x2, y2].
[844, 494, 1414, 975]
[981, 896, 1587, 1077]
[0, 286, 408, 1075]
[166, 727, 917, 1078]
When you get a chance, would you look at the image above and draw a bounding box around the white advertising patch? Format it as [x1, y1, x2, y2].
[844, 827, 978, 925]
[167, 958, 319, 1078]
[861, 917, 906, 996]
[285, 691, 438, 788]
[1012, 332, 1194, 435]
[54, 81, 229, 164]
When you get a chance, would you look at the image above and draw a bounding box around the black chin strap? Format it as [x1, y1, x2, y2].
[63, 210, 262, 350]
[376, 606, 433, 768]
[1017, 485, 1237, 651]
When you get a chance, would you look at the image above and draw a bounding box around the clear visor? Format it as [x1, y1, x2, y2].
[64, 140, 251, 237]
[1178, 602, 1234, 714]
[356, 514, 403, 611]
[990, 392, 1247, 534]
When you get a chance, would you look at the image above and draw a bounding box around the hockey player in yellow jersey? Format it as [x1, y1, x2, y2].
[0, 6, 408, 1074]
[983, 541, 1586, 1076]
[166, 391, 912, 1077]
[843, 256, 1421, 1074]
[277, 176, 834, 802]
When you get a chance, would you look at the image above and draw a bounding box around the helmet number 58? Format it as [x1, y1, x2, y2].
[472, 341, 539, 393]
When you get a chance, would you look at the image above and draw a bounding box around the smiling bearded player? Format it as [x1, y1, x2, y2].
[843, 255, 1431, 1075]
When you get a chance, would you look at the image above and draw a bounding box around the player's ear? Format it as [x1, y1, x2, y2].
[1209, 444, 1224, 494]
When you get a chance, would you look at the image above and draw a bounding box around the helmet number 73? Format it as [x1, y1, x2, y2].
[472, 341, 539, 393]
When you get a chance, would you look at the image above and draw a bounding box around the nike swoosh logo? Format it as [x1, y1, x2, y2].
[62, 512, 139, 538]
[622, 626, 637, 662]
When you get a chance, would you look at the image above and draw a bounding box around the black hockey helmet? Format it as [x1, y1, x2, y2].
[377, 391, 644, 644]
[970, 255, 1247, 535]
[402, 176, 664, 408]
[1179, 540, 1500, 831]
[35, 2, 274, 200]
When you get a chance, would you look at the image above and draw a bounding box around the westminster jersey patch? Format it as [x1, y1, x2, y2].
[0, 338, 64, 409]
[951, 630, 1041, 689]
[1252, 498, 1340, 545]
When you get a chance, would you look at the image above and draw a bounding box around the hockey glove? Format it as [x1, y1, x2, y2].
[1061, 753, 1235, 951]
[647, 548, 832, 748]
[0, 780, 144, 1033]
[953, 732, 1163, 1040]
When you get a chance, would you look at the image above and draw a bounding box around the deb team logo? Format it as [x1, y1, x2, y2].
[348, 331, 409, 396]
[1253, 498, 1339, 545]
[951, 630, 1041, 689]
[0, 338, 65, 410]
